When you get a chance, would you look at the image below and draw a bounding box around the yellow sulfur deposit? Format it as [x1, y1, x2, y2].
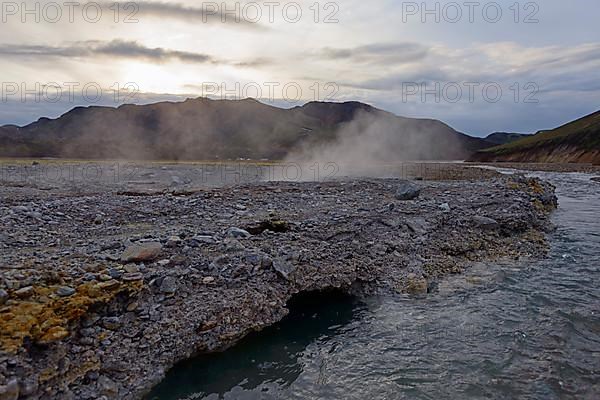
[0, 281, 142, 353]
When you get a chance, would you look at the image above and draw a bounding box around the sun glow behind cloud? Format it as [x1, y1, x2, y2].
[0, 0, 599, 134]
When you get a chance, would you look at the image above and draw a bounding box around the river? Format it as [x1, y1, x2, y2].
[147, 171, 600, 400]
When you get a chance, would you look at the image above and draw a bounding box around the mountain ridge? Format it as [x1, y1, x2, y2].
[470, 110, 600, 165]
[0, 97, 493, 161]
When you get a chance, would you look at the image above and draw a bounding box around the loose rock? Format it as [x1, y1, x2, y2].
[102, 317, 121, 331]
[121, 242, 162, 263]
[14, 286, 34, 299]
[97, 375, 118, 397]
[56, 286, 76, 297]
[226, 227, 251, 239]
[0, 379, 19, 400]
[122, 272, 144, 282]
[272, 258, 297, 280]
[395, 181, 421, 200]
[472, 216, 499, 230]
[159, 276, 178, 294]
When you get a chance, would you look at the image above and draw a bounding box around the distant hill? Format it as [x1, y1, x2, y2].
[484, 132, 531, 146]
[470, 111, 600, 165]
[0, 98, 492, 161]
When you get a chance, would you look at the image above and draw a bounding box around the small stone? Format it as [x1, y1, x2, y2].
[108, 269, 123, 279]
[159, 276, 177, 294]
[439, 203, 451, 212]
[83, 272, 96, 281]
[202, 277, 215, 284]
[260, 256, 273, 269]
[79, 337, 94, 346]
[224, 239, 245, 252]
[0, 378, 19, 400]
[122, 272, 143, 282]
[166, 236, 182, 247]
[25, 211, 43, 219]
[102, 317, 121, 331]
[81, 315, 100, 328]
[126, 302, 139, 312]
[87, 371, 100, 381]
[472, 216, 499, 230]
[104, 254, 121, 262]
[244, 253, 261, 266]
[395, 181, 421, 200]
[120, 242, 162, 263]
[272, 258, 296, 280]
[19, 379, 38, 397]
[0, 289, 8, 305]
[15, 286, 34, 299]
[56, 286, 76, 297]
[97, 280, 120, 290]
[124, 265, 139, 273]
[191, 235, 216, 245]
[226, 227, 251, 239]
[97, 375, 118, 397]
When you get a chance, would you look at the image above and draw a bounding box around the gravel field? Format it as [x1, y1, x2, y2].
[0, 162, 557, 399]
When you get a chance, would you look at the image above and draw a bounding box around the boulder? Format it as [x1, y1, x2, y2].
[394, 181, 421, 200]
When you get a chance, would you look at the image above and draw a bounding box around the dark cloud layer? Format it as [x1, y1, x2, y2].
[109, 1, 263, 28]
[0, 40, 215, 63]
[320, 42, 429, 65]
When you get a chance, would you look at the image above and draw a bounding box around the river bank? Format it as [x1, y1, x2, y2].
[0, 164, 557, 399]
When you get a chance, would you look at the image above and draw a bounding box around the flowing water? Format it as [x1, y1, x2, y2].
[148, 171, 600, 400]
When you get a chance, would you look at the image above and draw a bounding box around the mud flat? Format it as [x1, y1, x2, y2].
[0, 162, 557, 399]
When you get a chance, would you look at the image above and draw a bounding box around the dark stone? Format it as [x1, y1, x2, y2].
[394, 181, 421, 200]
[272, 258, 297, 280]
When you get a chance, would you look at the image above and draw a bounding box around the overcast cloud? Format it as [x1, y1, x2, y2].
[0, 0, 599, 135]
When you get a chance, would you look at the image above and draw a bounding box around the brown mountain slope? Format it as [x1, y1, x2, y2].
[470, 111, 600, 164]
[0, 98, 491, 161]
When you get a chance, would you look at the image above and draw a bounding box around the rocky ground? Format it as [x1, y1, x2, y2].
[0, 162, 558, 400]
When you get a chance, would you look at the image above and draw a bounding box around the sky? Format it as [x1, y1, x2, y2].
[0, 0, 599, 136]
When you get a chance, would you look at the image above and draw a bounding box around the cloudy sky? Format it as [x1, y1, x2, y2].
[1, 0, 599, 135]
